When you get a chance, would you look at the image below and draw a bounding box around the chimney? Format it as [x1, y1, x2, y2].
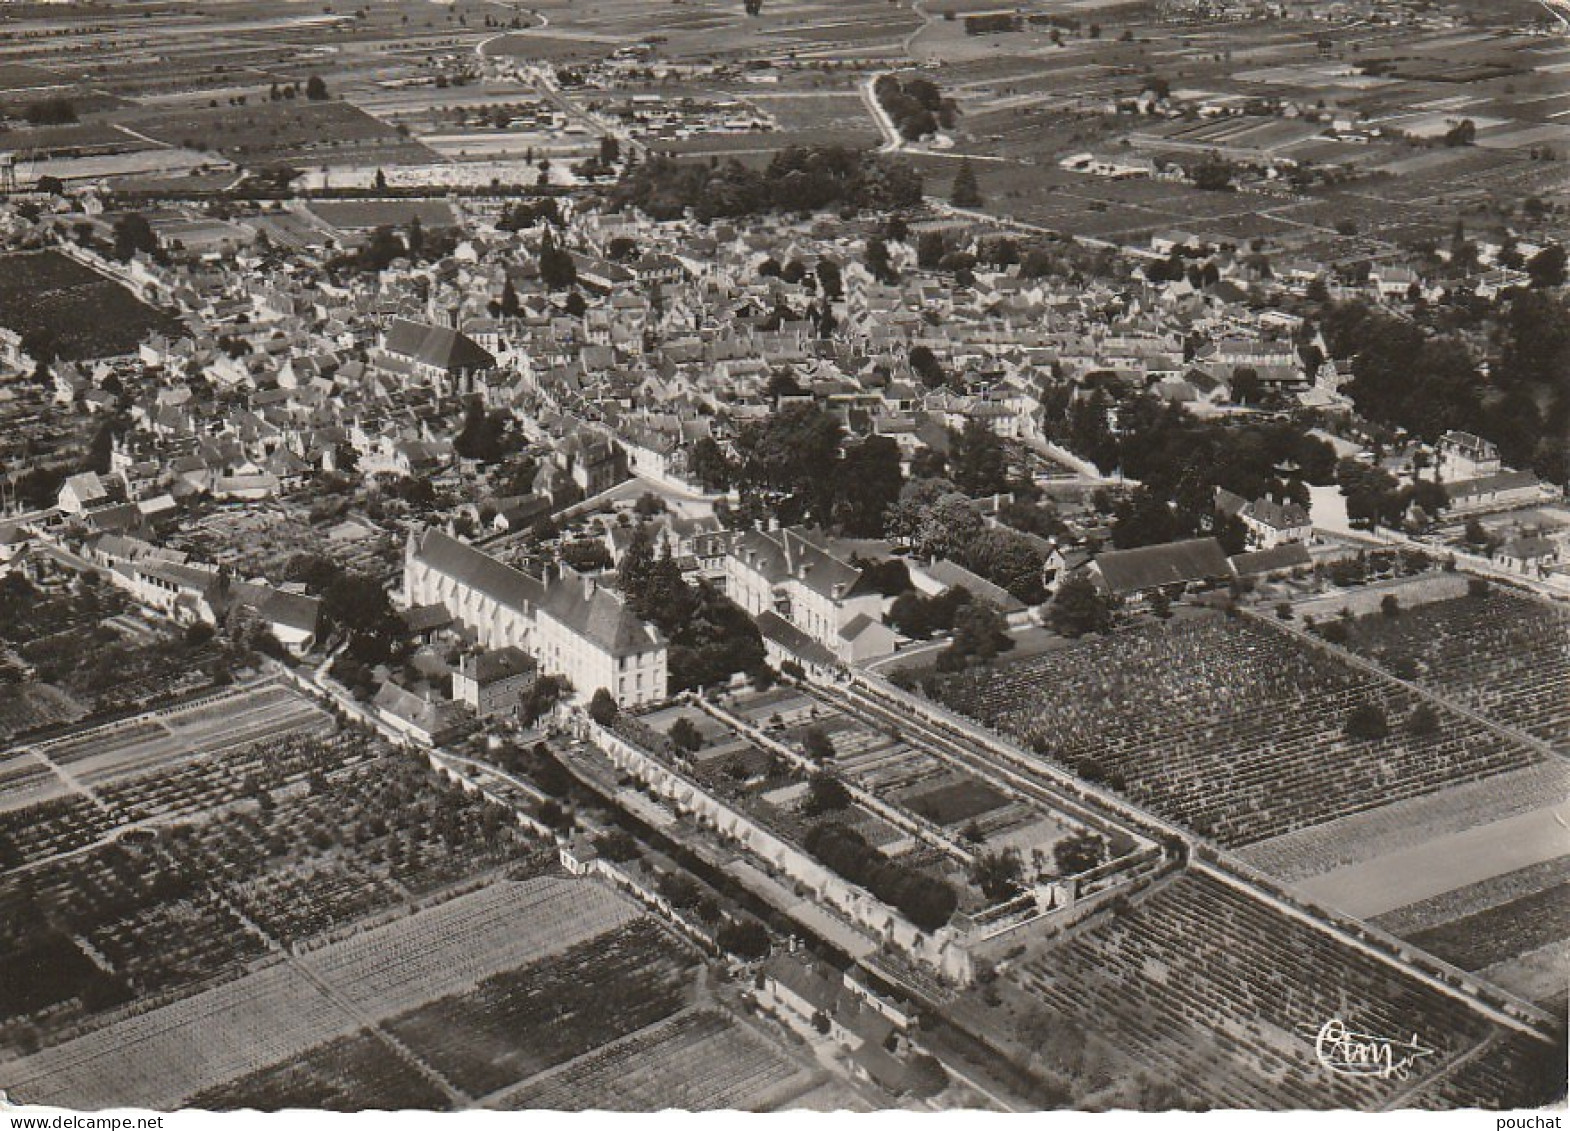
[832, 582, 844, 600]
[583, 573, 596, 600]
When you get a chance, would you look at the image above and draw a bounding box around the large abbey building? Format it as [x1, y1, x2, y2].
[403, 527, 667, 709]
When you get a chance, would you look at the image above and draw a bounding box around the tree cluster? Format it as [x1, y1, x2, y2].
[617, 528, 766, 692]
[803, 821, 958, 931]
[873, 74, 956, 141]
[611, 146, 922, 222]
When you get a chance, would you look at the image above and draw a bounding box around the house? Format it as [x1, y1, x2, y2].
[725, 527, 893, 663]
[1496, 536, 1560, 576]
[535, 571, 667, 708]
[1436, 430, 1501, 482]
[58, 472, 110, 515]
[1042, 543, 1091, 594]
[755, 610, 840, 681]
[373, 319, 497, 395]
[373, 681, 468, 746]
[1444, 471, 1546, 516]
[242, 586, 321, 654]
[1229, 543, 1312, 579]
[909, 558, 1032, 627]
[404, 527, 543, 653]
[452, 646, 537, 717]
[1084, 537, 1232, 602]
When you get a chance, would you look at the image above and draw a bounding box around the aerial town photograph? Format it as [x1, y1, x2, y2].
[0, 0, 1565, 1119]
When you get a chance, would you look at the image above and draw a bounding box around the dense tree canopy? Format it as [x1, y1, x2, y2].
[612, 146, 922, 221]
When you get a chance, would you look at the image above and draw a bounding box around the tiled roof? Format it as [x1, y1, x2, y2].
[538, 574, 662, 658]
[413, 527, 543, 611]
[383, 319, 496, 373]
[1090, 537, 1231, 596]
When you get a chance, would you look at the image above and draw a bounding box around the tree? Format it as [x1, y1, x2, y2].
[950, 159, 982, 208]
[1230, 366, 1263, 405]
[815, 258, 843, 300]
[499, 276, 521, 318]
[969, 848, 1025, 901]
[668, 716, 704, 753]
[374, 167, 387, 191]
[834, 434, 904, 537]
[887, 591, 932, 639]
[1527, 244, 1567, 289]
[588, 688, 618, 726]
[717, 918, 771, 959]
[1047, 576, 1113, 638]
[905, 1054, 950, 1099]
[112, 213, 158, 262]
[802, 725, 835, 763]
[1191, 153, 1235, 191]
[864, 235, 896, 284]
[538, 230, 577, 290]
[1344, 702, 1389, 740]
[1053, 831, 1106, 875]
[950, 418, 1009, 496]
[917, 231, 946, 270]
[940, 600, 1013, 668]
[687, 436, 734, 492]
[802, 771, 852, 817]
[733, 402, 845, 525]
[23, 97, 76, 125]
[305, 74, 329, 101]
[908, 344, 945, 387]
[1406, 703, 1441, 738]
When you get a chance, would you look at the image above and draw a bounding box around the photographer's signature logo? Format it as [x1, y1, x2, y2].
[1312, 1018, 1435, 1080]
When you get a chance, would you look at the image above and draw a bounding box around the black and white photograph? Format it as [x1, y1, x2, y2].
[0, 0, 1566, 1118]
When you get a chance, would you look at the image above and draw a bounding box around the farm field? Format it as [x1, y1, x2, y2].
[1332, 590, 1570, 752]
[0, 708, 546, 1054]
[27, 681, 332, 793]
[117, 101, 438, 169]
[189, 1029, 454, 1112]
[0, 686, 86, 756]
[0, 250, 181, 363]
[0, 876, 641, 1110]
[495, 1008, 813, 1111]
[385, 918, 698, 1098]
[918, 613, 1544, 848]
[1004, 869, 1533, 1110]
[1235, 760, 1570, 884]
[1293, 805, 1570, 921]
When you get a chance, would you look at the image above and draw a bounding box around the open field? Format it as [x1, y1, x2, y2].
[918, 614, 1544, 848]
[189, 1029, 454, 1112]
[119, 101, 437, 169]
[0, 686, 86, 756]
[25, 681, 332, 793]
[1295, 809, 1570, 921]
[1408, 884, 1570, 974]
[0, 716, 545, 1052]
